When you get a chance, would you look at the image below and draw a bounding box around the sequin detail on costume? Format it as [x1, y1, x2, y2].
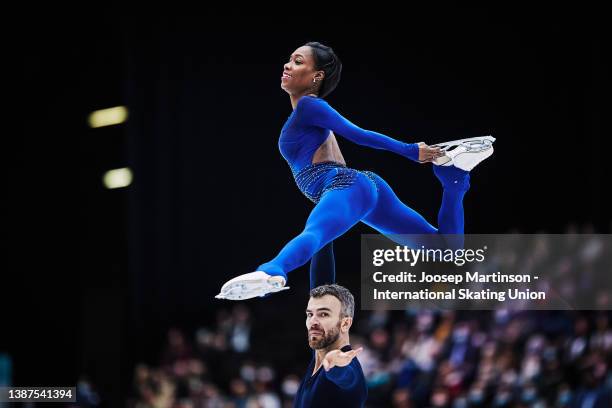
[361, 171, 378, 189]
[292, 162, 379, 204]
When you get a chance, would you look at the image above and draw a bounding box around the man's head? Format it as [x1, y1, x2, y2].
[306, 284, 355, 350]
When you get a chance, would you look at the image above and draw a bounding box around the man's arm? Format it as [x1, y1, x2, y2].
[309, 241, 335, 289]
[321, 348, 364, 389]
[323, 362, 362, 390]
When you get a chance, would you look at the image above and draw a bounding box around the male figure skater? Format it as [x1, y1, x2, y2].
[294, 283, 367, 407]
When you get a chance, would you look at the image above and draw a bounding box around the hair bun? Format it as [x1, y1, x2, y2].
[304, 42, 342, 98]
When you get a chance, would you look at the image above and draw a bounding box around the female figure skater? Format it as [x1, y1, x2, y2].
[216, 42, 494, 300]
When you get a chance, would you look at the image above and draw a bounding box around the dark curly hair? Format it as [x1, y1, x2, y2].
[309, 284, 354, 319]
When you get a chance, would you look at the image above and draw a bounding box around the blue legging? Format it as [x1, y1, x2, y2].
[258, 164, 470, 282]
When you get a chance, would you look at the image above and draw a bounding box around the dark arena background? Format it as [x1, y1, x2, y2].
[4, 7, 611, 407]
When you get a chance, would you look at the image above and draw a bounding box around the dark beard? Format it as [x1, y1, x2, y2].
[308, 321, 341, 350]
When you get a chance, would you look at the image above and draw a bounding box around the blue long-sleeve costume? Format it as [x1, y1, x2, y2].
[257, 95, 470, 282]
[294, 343, 367, 408]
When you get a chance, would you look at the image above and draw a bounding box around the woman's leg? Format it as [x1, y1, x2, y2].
[257, 173, 377, 281]
[362, 165, 470, 247]
[432, 165, 470, 234]
[309, 241, 335, 289]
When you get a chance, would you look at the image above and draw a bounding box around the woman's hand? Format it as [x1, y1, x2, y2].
[417, 142, 445, 163]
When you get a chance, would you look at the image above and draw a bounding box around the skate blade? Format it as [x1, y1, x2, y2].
[432, 135, 495, 150]
[216, 280, 289, 300]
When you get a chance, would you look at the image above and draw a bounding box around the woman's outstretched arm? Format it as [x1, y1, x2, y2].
[296, 96, 425, 161]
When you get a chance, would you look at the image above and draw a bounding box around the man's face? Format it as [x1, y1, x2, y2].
[306, 295, 343, 350]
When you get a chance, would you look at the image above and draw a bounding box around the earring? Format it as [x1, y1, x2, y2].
[313, 78, 317, 83]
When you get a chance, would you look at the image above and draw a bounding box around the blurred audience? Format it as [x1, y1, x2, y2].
[128, 226, 612, 407]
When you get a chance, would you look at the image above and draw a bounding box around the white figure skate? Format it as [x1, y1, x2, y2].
[215, 271, 289, 300]
[430, 135, 496, 171]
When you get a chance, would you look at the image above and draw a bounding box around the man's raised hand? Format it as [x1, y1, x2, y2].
[322, 347, 364, 371]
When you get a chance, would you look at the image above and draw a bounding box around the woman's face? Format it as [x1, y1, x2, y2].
[281, 46, 323, 95]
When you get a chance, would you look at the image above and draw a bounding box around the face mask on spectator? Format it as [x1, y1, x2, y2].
[542, 346, 556, 361]
[453, 327, 469, 343]
[453, 397, 468, 408]
[282, 378, 300, 396]
[493, 391, 511, 406]
[240, 364, 256, 382]
[557, 390, 571, 405]
[468, 389, 484, 404]
[521, 387, 537, 403]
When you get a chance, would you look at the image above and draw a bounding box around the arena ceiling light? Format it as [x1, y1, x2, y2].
[88, 106, 128, 128]
[102, 167, 133, 189]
